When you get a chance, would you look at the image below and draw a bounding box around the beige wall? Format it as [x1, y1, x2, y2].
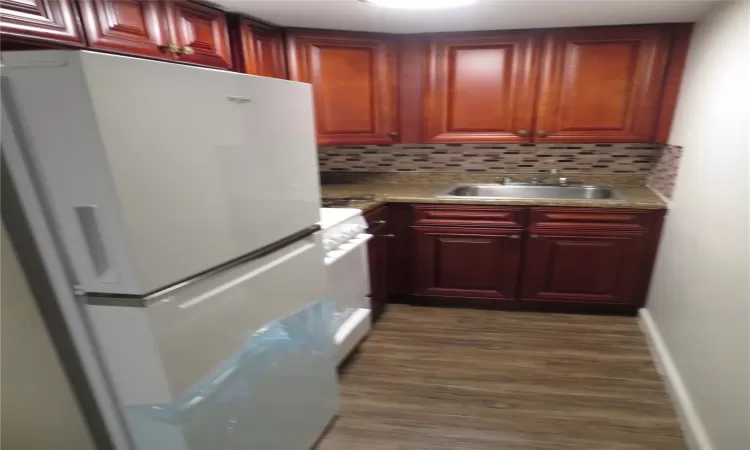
[645, 1, 749, 449]
[0, 224, 96, 450]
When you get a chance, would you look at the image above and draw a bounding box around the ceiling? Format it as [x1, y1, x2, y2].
[212, 0, 721, 33]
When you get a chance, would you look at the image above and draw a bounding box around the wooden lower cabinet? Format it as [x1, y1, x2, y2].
[413, 226, 522, 300]
[364, 206, 391, 322]
[521, 229, 649, 304]
[395, 204, 664, 312]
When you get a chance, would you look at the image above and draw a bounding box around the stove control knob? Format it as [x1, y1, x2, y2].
[323, 239, 337, 251]
[331, 232, 349, 244]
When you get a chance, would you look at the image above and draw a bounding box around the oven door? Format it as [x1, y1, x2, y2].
[324, 233, 373, 363]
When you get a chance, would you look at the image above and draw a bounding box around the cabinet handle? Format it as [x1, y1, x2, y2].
[388, 131, 399, 137]
[160, 44, 181, 54]
[535, 130, 548, 138]
[531, 234, 540, 239]
[179, 46, 195, 55]
[378, 234, 396, 238]
[509, 234, 520, 239]
[517, 129, 529, 137]
[371, 220, 387, 224]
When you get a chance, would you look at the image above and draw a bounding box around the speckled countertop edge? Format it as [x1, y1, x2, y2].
[321, 182, 668, 212]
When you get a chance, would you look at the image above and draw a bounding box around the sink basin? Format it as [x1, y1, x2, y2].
[436, 184, 625, 201]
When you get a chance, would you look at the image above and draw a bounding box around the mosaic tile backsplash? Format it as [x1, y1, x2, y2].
[318, 143, 663, 177]
[647, 144, 683, 201]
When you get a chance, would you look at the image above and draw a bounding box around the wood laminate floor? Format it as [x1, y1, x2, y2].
[318, 305, 685, 450]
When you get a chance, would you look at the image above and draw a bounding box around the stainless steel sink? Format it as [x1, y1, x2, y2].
[436, 184, 625, 201]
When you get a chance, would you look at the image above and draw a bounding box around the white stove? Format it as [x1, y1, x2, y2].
[318, 208, 372, 364]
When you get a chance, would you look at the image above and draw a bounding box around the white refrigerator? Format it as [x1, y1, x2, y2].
[1, 50, 338, 449]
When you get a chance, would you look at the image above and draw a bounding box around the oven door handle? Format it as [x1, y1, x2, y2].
[324, 233, 373, 266]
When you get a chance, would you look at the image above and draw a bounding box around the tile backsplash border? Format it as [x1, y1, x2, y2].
[318, 143, 664, 181]
[647, 144, 683, 201]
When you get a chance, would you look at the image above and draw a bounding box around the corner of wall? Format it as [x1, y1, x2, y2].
[638, 308, 716, 450]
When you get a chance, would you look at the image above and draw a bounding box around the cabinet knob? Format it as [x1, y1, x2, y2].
[509, 235, 520, 239]
[517, 129, 529, 137]
[535, 130, 548, 138]
[379, 234, 396, 238]
[160, 44, 181, 54]
[388, 131, 399, 137]
[179, 46, 195, 55]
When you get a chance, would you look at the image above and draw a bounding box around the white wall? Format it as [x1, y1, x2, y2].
[644, 1, 749, 449]
[0, 224, 96, 450]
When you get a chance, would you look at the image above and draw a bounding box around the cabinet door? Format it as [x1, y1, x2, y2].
[78, 0, 170, 59]
[286, 31, 398, 146]
[521, 229, 648, 304]
[535, 26, 671, 142]
[413, 226, 522, 300]
[164, 0, 232, 69]
[233, 17, 286, 78]
[0, 0, 83, 45]
[365, 206, 390, 321]
[423, 32, 539, 143]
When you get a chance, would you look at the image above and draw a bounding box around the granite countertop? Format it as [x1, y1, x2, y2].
[321, 182, 667, 212]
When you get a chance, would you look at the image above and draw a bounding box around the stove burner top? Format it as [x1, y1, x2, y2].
[321, 195, 375, 208]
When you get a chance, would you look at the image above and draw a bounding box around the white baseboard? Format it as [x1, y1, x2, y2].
[638, 308, 715, 450]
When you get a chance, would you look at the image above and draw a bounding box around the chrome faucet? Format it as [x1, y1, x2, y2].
[530, 168, 559, 184]
[531, 168, 570, 186]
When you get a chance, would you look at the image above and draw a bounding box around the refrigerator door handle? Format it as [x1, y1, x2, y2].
[74, 205, 115, 282]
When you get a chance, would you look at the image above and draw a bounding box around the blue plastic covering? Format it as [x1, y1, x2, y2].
[124, 301, 339, 450]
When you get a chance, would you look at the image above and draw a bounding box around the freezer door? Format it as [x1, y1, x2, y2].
[88, 233, 338, 449]
[1, 51, 321, 295]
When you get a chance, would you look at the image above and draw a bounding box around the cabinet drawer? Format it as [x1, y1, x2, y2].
[412, 204, 526, 228]
[530, 207, 663, 231]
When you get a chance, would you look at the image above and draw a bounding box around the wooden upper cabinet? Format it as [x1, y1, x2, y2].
[423, 32, 539, 143]
[232, 17, 286, 79]
[286, 31, 398, 146]
[0, 0, 84, 45]
[78, 0, 171, 59]
[164, 1, 232, 69]
[535, 26, 671, 142]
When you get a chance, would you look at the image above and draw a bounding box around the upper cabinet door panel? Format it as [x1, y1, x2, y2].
[79, 0, 170, 59]
[423, 32, 539, 143]
[535, 26, 671, 142]
[0, 0, 84, 45]
[287, 32, 398, 146]
[165, 1, 232, 69]
[234, 18, 286, 79]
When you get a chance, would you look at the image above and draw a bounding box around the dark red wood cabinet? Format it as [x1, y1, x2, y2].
[0, 0, 84, 46]
[78, 0, 171, 59]
[286, 30, 399, 146]
[404, 204, 663, 311]
[413, 226, 522, 300]
[521, 229, 648, 303]
[364, 206, 392, 321]
[231, 16, 286, 78]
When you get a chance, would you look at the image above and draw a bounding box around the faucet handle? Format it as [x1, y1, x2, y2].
[558, 177, 569, 186]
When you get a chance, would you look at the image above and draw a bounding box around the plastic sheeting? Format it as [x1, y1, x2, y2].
[124, 301, 339, 450]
